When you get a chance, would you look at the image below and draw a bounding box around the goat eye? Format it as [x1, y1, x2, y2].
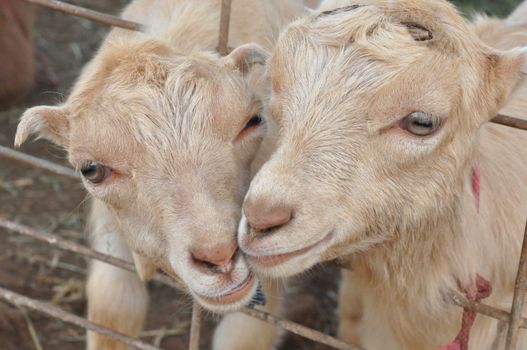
[81, 162, 111, 184]
[400, 112, 441, 136]
[236, 114, 263, 140]
[244, 115, 263, 130]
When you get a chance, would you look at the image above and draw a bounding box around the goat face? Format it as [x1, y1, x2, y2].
[239, 0, 526, 278]
[16, 41, 270, 313]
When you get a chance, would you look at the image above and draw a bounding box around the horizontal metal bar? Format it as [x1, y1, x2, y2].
[0, 217, 359, 349]
[0, 145, 78, 180]
[0, 217, 185, 292]
[449, 290, 527, 329]
[241, 306, 362, 350]
[4, 214, 527, 349]
[0, 287, 162, 350]
[3, 217, 527, 348]
[492, 115, 527, 131]
[25, 0, 144, 31]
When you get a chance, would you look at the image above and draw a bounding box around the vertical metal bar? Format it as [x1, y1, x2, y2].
[506, 220, 527, 350]
[217, 0, 232, 55]
[188, 302, 202, 350]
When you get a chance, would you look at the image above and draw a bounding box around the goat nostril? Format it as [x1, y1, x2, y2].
[244, 199, 294, 235]
[192, 256, 230, 274]
[190, 245, 237, 274]
[201, 260, 221, 274]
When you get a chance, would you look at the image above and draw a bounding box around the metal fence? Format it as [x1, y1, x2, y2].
[1, 1, 527, 349]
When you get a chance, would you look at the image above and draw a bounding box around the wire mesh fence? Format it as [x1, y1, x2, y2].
[1, 1, 527, 349]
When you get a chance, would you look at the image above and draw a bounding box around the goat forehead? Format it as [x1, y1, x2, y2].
[275, 0, 473, 71]
[68, 98, 242, 172]
[71, 47, 252, 137]
[272, 43, 405, 127]
[273, 17, 428, 93]
[272, 5, 473, 126]
[314, 0, 466, 34]
[73, 71, 251, 144]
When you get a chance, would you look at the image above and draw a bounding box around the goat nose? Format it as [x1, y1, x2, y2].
[244, 198, 293, 234]
[190, 243, 237, 274]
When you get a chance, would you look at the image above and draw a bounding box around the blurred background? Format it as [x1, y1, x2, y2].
[0, 1, 524, 349]
[454, 0, 523, 17]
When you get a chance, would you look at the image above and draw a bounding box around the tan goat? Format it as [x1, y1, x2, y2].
[15, 0, 305, 349]
[239, 1, 527, 349]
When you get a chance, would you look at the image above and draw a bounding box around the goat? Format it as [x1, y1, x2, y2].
[239, 1, 527, 349]
[15, 0, 305, 349]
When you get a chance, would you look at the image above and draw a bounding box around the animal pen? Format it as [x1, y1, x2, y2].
[1, 0, 527, 349]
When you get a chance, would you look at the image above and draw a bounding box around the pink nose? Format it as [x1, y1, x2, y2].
[190, 242, 237, 274]
[244, 198, 293, 234]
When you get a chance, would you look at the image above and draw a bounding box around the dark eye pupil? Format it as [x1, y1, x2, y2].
[81, 163, 108, 183]
[401, 112, 440, 136]
[81, 164, 97, 177]
[245, 115, 262, 129]
[412, 119, 433, 128]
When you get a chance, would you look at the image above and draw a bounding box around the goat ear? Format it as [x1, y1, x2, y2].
[223, 43, 269, 74]
[132, 252, 156, 281]
[15, 105, 69, 147]
[487, 48, 527, 113]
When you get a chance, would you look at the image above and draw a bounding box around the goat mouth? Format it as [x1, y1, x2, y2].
[195, 274, 255, 305]
[247, 231, 334, 267]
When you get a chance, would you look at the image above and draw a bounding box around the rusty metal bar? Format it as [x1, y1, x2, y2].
[188, 302, 202, 350]
[0, 145, 78, 180]
[24, 0, 144, 31]
[492, 114, 527, 131]
[241, 306, 361, 350]
[217, 0, 232, 55]
[0, 287, 161, 350]
[0, 217, 185, 292]
[505, 220, 527, 350]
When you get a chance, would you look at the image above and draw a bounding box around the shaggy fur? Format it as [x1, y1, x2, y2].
[15, 0, 305, 349]
[239, 1, 527, 349]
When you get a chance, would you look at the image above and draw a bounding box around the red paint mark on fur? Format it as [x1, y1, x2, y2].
[471, 160, 481, 213]
[438, 275, 492, 350]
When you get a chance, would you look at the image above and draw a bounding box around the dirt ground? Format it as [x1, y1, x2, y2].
[0, 1, 340, 349]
